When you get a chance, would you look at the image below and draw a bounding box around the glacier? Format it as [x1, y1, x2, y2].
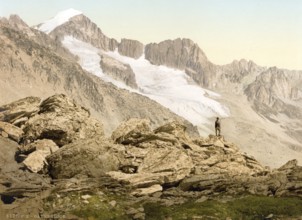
[62, 36, 230, 134]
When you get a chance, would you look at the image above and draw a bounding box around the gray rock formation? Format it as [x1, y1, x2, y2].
[47, 137, 124, 179]
[145, 38, 215, 87]
[180, 158, 302, 198]
[22, 94, 104, 146]
[118, 38, 144, 59]
[100, 54, 138, 88]
[245, 67, 301, 105]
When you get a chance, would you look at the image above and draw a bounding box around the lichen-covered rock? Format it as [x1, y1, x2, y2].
[22, 94, 104, 146]
[0, 121, 24, 142]
[47, 137, 124, 179]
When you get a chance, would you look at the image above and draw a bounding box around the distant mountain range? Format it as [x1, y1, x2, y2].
[1, 8, 301, 167]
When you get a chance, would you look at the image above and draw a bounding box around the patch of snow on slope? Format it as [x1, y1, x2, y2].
[62, 36, 229, 134]
[62, 36, 136, 90]
[38, 8, 82, 34]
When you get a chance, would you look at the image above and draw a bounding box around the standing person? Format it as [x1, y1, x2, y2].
[215, 117, 221, 136]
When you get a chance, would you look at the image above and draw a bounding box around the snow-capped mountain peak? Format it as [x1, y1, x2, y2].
[38, 8, 82, 34]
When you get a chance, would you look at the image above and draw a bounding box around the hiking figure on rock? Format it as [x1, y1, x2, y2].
[215, 117, 221, 136]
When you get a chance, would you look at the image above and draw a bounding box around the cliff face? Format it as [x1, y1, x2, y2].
[145, 38, 216, 88]
[100, 54, 138, 89]
[48, 14, 118, 51]
[245, 67, 302, 105]
[118, 38, 144, 59]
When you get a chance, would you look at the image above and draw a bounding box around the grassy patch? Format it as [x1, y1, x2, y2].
[71, 194, 130, 220]
[44, 191, 131, 220]
[144, 196, 302, 220]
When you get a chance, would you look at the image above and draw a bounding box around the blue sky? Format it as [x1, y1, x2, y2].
[1, 0, 301, 70]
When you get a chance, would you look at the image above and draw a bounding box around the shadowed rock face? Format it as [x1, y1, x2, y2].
[0, 137, 51, 198]
[100, 54, 138, 89]
[118, 38, 144, 59]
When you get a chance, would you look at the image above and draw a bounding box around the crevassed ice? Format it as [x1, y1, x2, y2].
[38, 8, 82, 34]
[62, 36, 230, 133]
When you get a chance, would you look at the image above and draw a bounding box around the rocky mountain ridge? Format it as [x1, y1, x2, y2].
[0, 95, 301, 219]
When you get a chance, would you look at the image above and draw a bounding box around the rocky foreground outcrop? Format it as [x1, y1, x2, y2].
[0, 95, 301, 219]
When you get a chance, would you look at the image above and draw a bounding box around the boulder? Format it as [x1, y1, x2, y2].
[22, 94, 104, 146]
[23, 151, 48, 173]
[21, 139, 59, 173]
[108, 121, 194, 190]
[47, 138, 124, 179]
[137, 147, 193, 184]
[111, 118, 151, 144]
[0, 121, 23, 142]
[0, 96, 40, 127]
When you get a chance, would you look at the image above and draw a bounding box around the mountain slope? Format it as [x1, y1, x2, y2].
[0, 22, 198, 136]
